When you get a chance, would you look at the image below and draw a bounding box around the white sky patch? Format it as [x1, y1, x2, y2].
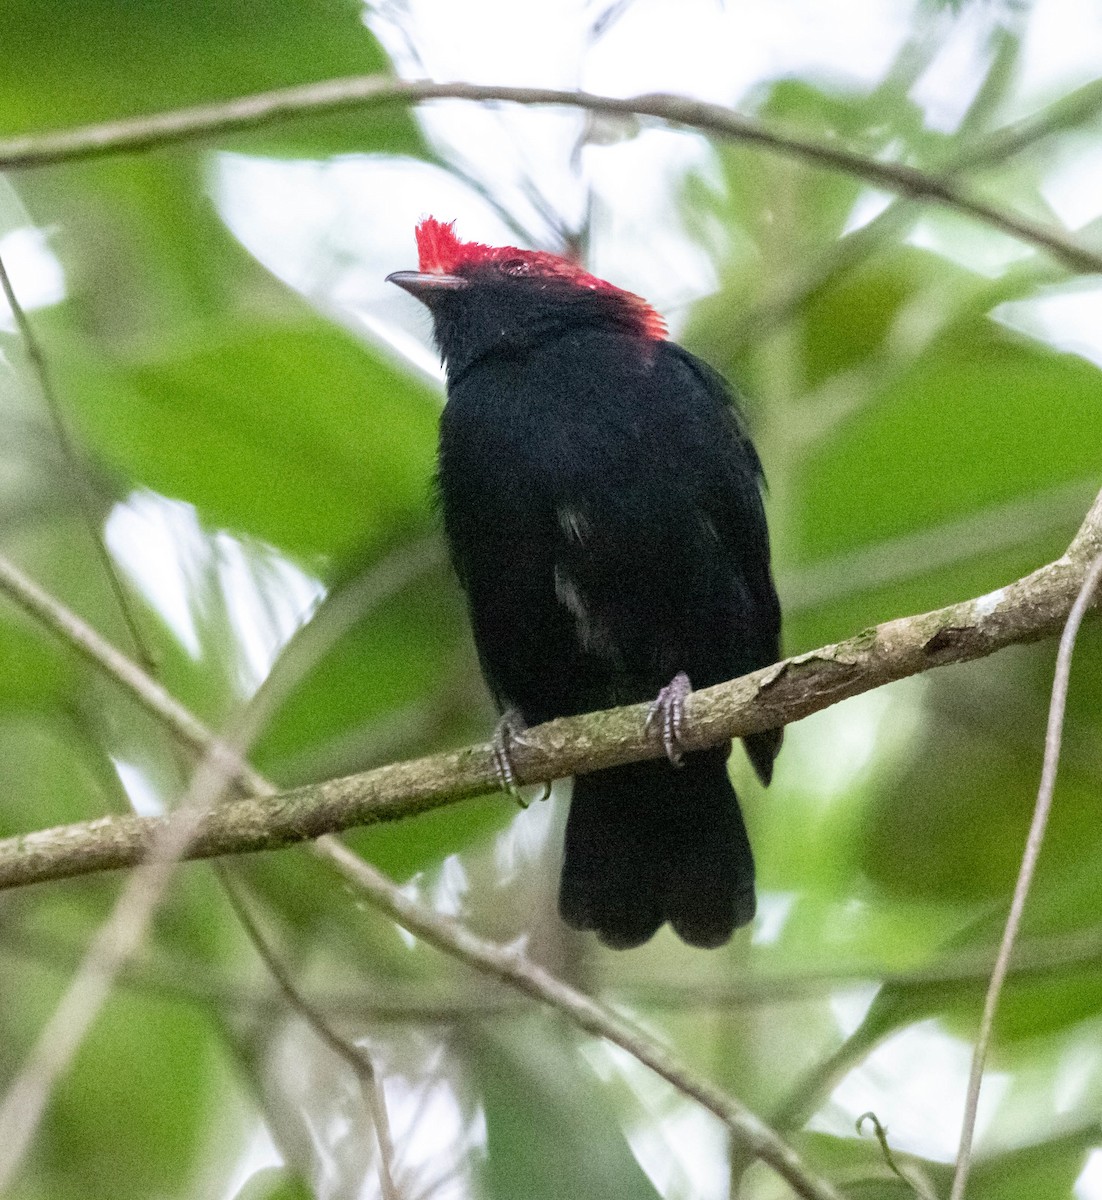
[1077, 1149, 1102, 1200]
[359, 312, 445, 385]
[219, 1124, 283, 1200]
[372, 0, 588, 88]
[581, 127, 719, 332]
[812, 1018, 1010, 1162]
[781, 677, 925, 809]
[831, 983, 882, 1040]
[530, 0, 913, 102]
[106, 490, 325, 695]
[907, 211, 1037, 278]
[909, 1, 998, 133]
[216, 536, 279, 690]
[493, 789, 557, 883]
[213, 151, 521, 367]
[585, 1040, 730, 1200]
[1016, 0, 1102, 107]
[112, 757, 166, 817]
[842, 188, 895, 236]
[625, 1096, 730, 1200]
[379, 1054, 483, 1200]
[751, 890, 797, 947]
[106, 491, 206, 658]
[0, 226, 66, 330]
[1052, 1028, 1102, 1118]
[213, 153, 507, 310]
[994, 280, 1102, 369]
[430, 852, 471, 918]
[213, 531, 324, 693]
[393, 876, 425, 949]
[1041, 136, 1102, 231]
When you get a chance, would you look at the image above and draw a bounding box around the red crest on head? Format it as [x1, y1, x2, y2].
[415, 217, 473, 274]
[413, 217, 667, 341]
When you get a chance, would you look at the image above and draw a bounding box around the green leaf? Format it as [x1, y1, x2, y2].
[254, 554, 464, 774]
[232, 1168, 316, 1200]
[966, 1127, 1096, 1200]
[0, 0, 424, 159]
[59, 314, 441, 560]
[798, 324, 1102, 562]
[40, 987, 219, 1199]
[474, 1021, 664, 1200]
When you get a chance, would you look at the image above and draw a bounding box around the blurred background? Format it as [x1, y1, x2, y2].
[1, 0, 1101, 1196]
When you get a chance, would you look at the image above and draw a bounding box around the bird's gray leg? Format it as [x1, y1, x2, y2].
[491, 709, 551, 804]
[645, 671, 692, 766]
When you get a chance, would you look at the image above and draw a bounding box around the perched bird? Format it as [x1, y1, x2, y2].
[388, 218, 782, 949]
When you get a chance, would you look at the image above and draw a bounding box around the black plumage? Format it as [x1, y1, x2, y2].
[388, 219, 781, 949]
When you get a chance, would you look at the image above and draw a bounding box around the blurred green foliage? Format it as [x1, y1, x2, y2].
[0, 2, 1100, 1198]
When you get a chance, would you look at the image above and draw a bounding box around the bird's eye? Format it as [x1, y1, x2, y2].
[500, 258, 529, 276]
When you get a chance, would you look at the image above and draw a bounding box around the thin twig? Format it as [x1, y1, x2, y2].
[857, 1111, 937, 1200]
[949, 549, 1102, 1200]
[5, 919, 1102, 1020]
[216, 866, 400, 1200]
[311, 838, 841, 1200]
[0, 251, 156, 673]
[0, 720, 252, 1194]
[2, 78, 1101, 276]
[0, 486, 1099, 890]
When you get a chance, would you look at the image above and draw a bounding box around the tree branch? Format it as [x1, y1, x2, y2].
[2, 77, 1101, 276]
[315, 838, 843, 1200]
[950, 548, 1102, 1200]
[215, 864, 400, 1200]
[0, 578, 853, 1198]
[0, 486, 1097, 892]
[0, 499, 1098, 1200]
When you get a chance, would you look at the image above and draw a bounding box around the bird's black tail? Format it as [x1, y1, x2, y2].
[558, 745, 755, 949]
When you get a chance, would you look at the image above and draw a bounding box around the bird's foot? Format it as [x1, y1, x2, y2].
[491, 710, 552, 806]
[645, 671, 692, 766]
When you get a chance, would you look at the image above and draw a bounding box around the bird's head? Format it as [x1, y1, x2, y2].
[387, 217, 666, 378]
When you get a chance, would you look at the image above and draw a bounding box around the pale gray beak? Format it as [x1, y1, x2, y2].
[386, 271, 469, 301]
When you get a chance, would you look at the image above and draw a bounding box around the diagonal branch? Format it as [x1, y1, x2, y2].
[2, 77, 1101, 275]
[215, 864, 400, 1200]
[0, 251, 156, 673]
[0, 584, 855, 1197]
[316, 837, 842, 1200]
[0, 485, 1098, 893]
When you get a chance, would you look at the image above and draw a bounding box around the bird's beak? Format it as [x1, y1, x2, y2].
[386, 270, 469, 301]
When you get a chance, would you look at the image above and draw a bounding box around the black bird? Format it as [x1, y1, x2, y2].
[388, 218, 781, 949]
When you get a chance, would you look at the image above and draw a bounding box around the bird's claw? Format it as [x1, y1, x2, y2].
[492, 711, 527, 794]
[645, 671, 692, 766]
[492, 711, 552, 806]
